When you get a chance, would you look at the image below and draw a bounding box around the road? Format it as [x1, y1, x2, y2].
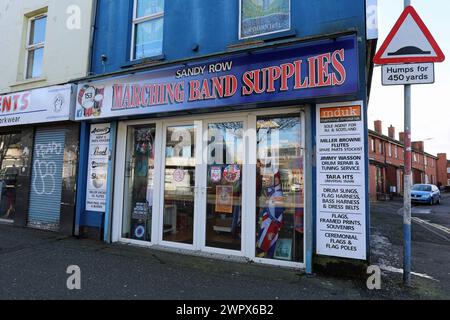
[410, 193, 450, 241]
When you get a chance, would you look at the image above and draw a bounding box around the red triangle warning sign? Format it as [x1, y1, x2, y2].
[374, 6, 445, 64]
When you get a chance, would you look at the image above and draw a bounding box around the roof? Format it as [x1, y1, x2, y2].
[368, 129, 438, 159]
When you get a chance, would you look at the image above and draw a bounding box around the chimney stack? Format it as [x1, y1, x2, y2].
[374, 120, 382, 134]
[399, 132, 405, 143]
[412, 141, 424, 152]
[388, 125, 395, 139]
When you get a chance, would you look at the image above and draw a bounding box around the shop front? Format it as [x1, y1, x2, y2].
[0, 85, 79, 234]
[75, 34, 368, 269]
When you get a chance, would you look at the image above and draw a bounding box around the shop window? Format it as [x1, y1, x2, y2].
[0, 133, 26, 222]
[256, 115, 304, 263]
[132, 0, 164, 60]
[26, 14, 47, 79]
[122, 125, 156, 242]
[239, 0, 291, 39]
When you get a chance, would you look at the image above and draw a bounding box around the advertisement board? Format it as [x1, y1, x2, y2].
[86, 123, 111, 212]
[316, 101, 367, 260]
[240, 0, 291, 39]
[0, 84, 74, 127]
[76, 35, 359, 121]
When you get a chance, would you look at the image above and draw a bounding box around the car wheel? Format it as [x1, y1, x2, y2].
[437, 198, 441, 205]
[429, 197, 434, 205]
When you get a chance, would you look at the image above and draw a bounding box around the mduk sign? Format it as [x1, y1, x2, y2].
[76, 35, 359, 120]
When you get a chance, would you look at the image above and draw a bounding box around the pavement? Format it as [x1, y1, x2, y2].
[0, 194, 449, 300]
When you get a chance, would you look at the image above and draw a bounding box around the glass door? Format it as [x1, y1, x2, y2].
[162, 123, 197, 246]
[203, 120, 245, 252]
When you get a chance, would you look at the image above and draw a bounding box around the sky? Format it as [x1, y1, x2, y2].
[369, 0, 450, 156]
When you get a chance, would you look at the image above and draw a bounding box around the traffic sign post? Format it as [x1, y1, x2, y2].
[374, 1, 445, 287]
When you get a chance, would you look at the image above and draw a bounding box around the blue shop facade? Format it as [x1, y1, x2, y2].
[73, 0, 374, 272]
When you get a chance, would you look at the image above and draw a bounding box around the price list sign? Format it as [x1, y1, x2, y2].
[316, 102, 367, 260]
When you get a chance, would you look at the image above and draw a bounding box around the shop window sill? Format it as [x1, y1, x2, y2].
[10, 77, 47, 88]
[122, 55, 166, 69]
[229, 29, 297, 51]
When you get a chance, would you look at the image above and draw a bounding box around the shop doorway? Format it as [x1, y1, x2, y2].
[113, 109, 305, 267]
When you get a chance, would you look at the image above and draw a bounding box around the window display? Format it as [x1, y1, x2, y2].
[256, 115, 304, 262]
[205, 122, 243, 251]
[122, 125, 156, 242]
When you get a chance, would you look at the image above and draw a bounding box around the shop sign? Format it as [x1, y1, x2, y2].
[86, 123, 111, 212]
[76, 35, 359, 121]
[0, 84, 74, 127]
[316, 101, 367, 260]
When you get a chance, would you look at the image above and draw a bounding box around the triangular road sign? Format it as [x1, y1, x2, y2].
[374, 6, 445, 64]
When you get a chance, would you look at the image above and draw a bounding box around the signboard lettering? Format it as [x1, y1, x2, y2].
[76, 36, 359, 121]
[316, 102, 367, 260]
[86, 123, 111, 212]
[0, 85, 73, 127]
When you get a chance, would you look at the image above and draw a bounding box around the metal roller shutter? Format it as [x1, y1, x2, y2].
[28, 128, 66, 230]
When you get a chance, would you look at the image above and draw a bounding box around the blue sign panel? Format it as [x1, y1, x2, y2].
[76, 35, 359, 120]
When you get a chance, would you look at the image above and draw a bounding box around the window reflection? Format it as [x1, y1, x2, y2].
[256, 115, 304, 262]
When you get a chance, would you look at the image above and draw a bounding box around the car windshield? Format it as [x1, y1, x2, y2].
[412, 185, 432, 192]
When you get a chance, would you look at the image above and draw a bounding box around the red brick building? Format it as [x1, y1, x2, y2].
[368, 120, 448, 201]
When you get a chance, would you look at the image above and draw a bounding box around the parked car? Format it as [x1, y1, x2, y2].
[411, 184, 441, 205]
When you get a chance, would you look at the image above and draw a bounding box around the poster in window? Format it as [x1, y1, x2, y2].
[215, 185, 234, 214]
[240, 0, 291, 39]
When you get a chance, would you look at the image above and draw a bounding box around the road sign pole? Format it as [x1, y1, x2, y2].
[403, 84, 412, 287]
[403, 0, 412, 288]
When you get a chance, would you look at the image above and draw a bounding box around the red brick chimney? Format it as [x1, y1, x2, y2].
[374, 120, 382, 134]
[437, 153, 447, 187]
[399, 132, 405, 143]
[412, 141, 424, 152]
[388, 125, 395, 139]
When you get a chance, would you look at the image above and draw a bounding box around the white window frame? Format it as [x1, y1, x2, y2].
[239, 0, 292, 40]
[130, 0, 164, 61]
[388, 143, 392, 157]
[25, 13, 47, 79]
[394, 145, 398, 158]
[111, 107, 306, 270]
